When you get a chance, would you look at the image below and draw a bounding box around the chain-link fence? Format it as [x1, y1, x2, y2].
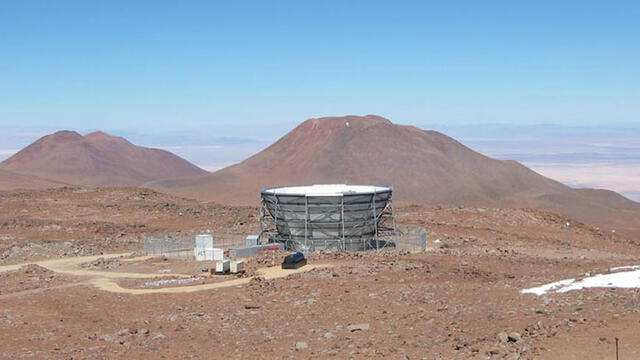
[143, 234, 193, 259]
[143, 232, 250, 259]
[385, 226, 427, 252]
[142, 226, 426, 258]
[272, 226, 427, 253]
[209, 234, 249, 250]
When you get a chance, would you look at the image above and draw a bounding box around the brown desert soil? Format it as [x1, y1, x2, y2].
[1, 187, 640, 359]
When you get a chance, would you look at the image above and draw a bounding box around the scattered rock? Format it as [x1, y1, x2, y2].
[295, 341, 308, 351]
[508, 332, 522, 343]
[625, 299, 637, 309]
[81, 257, 122, 270]
[21, 264, 53, 275]
[347, 323, 370, 332]
[98, 334, 115, 342]
[497, 332, 509, 344]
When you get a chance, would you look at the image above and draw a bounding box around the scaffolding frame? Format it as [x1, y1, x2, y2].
[259, 186, 397, 252]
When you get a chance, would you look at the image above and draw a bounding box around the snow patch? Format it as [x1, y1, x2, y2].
[521, 279, 576, 296]
[610, 265, 640, 271]
[144, 277, 203, 288]
[522, 266, 640, 295]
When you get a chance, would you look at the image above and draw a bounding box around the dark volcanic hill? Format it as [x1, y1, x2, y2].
[147, 115, 640, 230]
[0, 131, 207, 187]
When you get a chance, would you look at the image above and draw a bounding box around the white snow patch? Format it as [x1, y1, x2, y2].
[522, 266, 640, 295]
[144, 277, 203, 288]
[610, 265, 640, 271]
[521, 279, 576, 296]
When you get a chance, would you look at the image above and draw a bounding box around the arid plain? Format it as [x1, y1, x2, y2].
[1, 116, 639, 359]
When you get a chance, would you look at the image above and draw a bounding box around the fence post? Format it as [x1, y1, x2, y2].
[425, 229, 428, 251]
[419, 228, 427, 252]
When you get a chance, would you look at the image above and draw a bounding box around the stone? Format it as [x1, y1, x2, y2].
[116, 329, 130, 337]
[323, 332, 334, 339]
[625, 299, 637, 309]
[497, 332, 509, 343]
[347, 323, 370, 332]
[508, 332, 522, 343]
[98, 334, 115, 342]
[152, 333, 167, 341]
[295, 341, 308, 351]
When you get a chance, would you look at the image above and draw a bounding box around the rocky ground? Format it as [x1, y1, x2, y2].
[0, 187, 639, 359]
[0, 187, 257, 263]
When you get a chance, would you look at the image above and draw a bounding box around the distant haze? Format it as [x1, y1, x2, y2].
[433, 123, 640, 202]
[1, 3, 639, 198]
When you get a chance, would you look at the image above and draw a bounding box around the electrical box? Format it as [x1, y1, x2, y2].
[245, 235, 259, 247]
[215, 260, 230, 274]
[230, 261, 245, 274]
[195, 234, 214, 261]
[212, 248, 224, 261]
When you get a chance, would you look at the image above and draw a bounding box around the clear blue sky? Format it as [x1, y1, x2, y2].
[1, 1, 639, 131]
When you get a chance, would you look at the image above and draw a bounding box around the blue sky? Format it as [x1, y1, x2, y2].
[1, 1, 639, 131]
[1, 1, 639, 200]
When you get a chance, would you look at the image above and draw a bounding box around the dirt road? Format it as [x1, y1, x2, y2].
[0, 253, 331, 295]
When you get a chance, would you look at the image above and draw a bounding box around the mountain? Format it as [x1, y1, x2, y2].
[0, 168, 67, 191]
[147, 115, 640, 230]
[0, 131, 207, 187]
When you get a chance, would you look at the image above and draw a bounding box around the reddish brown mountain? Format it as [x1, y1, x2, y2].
[0, 131, 207, 187]
[0, 168, 67, 191]
[147, 115, 640, 229]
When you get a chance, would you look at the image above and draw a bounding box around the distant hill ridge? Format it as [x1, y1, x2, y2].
[0, 130, 207, 187]
[1, 117, 638, 231]
[0, 168, 68, 191]
[146, 115, 640, 230]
